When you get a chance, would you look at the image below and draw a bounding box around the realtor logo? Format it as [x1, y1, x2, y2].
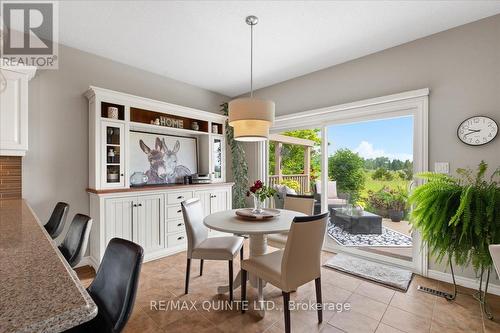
[1, 1, 58, 68]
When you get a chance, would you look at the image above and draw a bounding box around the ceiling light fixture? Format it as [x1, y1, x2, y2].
[228, 15, 275, 142]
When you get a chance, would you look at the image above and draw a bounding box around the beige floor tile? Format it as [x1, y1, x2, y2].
[347, 293, 388, 321]
[321, 269, 362, 292]
[161, 311, 217, 333]
[375, 323, 404, 333]
[123, 309, 163, 333]
[381, 306, 430, 333]
[432, 293, 483, 332]
[329, 310, 379, 333]
[320, 323, 346, 332]
[77, 247, 495, 333]
[390, 291, 435, 319]
[354, 281, 395, 304]
[430, 318, 482, 333]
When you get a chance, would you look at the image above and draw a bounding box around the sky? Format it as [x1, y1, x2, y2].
[327, 116, 413, 161]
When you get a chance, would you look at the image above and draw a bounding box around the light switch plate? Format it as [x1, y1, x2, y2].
[434, 162, 449, 174]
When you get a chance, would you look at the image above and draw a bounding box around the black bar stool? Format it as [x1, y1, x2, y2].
[58, 214, 92, 268]
[64, 238, 144, 333]
[44, 202, 69, 239]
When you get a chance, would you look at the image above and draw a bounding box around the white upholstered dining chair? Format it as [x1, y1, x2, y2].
[489, 244, 500, 277]
[181, 198, 244, 301]
[241, 212, 329, 333]
[267, 194, 315, 249]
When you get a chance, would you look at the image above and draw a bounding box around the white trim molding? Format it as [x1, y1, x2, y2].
[272, 88, 429, 132]
[428, 269, 500, 296]
[268, 88, 429, 275]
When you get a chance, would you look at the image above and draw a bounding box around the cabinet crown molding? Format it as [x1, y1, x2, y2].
[84, 86, 227, 123]
[0, 59, 37, 80]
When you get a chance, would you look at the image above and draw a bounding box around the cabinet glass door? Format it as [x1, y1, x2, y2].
[212, 136, 224, 181]
[102, 122, 125, 188]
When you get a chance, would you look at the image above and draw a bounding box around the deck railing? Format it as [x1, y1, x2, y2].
[268, 174, 311, 194]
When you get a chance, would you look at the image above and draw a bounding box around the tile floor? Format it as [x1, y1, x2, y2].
[76, 244, 500, 333]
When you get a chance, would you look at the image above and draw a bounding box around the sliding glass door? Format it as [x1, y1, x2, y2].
[266, 90, 429, 274]
[323, 116, 416, 269]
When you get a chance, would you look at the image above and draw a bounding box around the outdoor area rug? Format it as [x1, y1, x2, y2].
[324, 253, 413, 291]
[328, 225, 412, 247]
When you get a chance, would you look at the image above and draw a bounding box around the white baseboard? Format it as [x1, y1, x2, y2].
[428, 269, 500, 296]
[322, 245, 500, 296]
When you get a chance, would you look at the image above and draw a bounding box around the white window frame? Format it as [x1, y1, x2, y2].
[264, 88, 429, 275]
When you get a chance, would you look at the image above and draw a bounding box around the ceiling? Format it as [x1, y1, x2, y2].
[57, 1, 500, 97]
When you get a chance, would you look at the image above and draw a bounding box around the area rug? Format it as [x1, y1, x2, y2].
[328, 225, 412, 247]
[324, 253, 413, 291]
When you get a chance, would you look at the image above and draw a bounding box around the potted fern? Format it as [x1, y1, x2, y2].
[409, 161, 500, 315]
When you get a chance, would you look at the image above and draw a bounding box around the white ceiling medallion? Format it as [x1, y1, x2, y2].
[228, 15, 275, 142]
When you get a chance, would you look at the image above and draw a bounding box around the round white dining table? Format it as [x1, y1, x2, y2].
[203, 209, 306, 315]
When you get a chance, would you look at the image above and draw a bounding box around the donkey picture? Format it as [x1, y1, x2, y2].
[139, 137, 192, 184]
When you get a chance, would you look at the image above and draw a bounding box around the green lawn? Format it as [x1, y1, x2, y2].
[360, 170, 410, 199]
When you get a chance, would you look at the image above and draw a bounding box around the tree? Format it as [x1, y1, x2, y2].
[269, 129, 321, 176]
[374, 156, 391, 169]
[328, 149, 365, 202]
[372, 167, 394, 181]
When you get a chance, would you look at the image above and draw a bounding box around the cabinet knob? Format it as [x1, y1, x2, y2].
[177, 196, 184, 199]
[138, 203, 142, 207]
[120, 173, 124, 177]
[177, 209, 181, 213]
[177, 223, 183, 227]
[133, 204, 137, 207]
[177, 236, 184, 240]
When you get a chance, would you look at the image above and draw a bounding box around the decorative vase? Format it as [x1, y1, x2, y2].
[389, 210, 404, 222]
[107, 107, 119, 119]
[252, 195, 264, 214]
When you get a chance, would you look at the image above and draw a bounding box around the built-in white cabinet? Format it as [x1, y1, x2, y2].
[85, 86, 227, 190]
[88, 184, 232, 268]
[101, 121, 126, 188]
[0, 65, 36, 156]
[135, 194, 165, 253]
[103, 194, 164, 255]
[211, 135, 225, 182]
[195, 188, 229, 215]
[85, 86, 232, 269]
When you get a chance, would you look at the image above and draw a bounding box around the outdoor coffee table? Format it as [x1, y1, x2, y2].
[331, 208, 382, 234]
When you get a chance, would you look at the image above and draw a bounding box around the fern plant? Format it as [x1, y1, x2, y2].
[221, 103, 249, 209]
[409, 161, 500, 272]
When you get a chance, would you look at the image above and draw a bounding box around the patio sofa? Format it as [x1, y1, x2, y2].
[313, 180, 348, 208]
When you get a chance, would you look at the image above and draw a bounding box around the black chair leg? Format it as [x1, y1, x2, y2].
[240, 246, 244, 261]
[241, 269, 247, 313]
[315, 277, 323, 323]
[185, 258, 191, 294]
[229, 260, 234, 301]
[282, 291, 291, 333]
[200, 259, 204, 276]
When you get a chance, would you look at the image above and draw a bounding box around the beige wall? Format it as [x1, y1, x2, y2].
[249, 15, 500, 282]
[25, 44, 228, 243]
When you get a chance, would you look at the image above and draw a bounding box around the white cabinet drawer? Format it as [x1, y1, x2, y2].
[167, 219, 185, 233]
[167, 205, 183, 219]
[167, 191, 193, 205]
[167, 232, 186, 248]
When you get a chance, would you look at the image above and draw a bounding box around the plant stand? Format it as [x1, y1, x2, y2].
[417, 259, 494, 320]
[474, 266, 493, 320]
[417, 257, 457, 301]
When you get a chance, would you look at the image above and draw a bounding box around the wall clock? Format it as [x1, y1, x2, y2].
[457, 116, 498, 146]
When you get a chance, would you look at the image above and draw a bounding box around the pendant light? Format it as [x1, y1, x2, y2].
[228, 15, 275, 142]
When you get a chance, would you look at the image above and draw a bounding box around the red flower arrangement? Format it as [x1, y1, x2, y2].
[246, 180, 276, 202]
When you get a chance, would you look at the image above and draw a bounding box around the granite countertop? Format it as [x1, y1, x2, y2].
[0, 199, 97, 333]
